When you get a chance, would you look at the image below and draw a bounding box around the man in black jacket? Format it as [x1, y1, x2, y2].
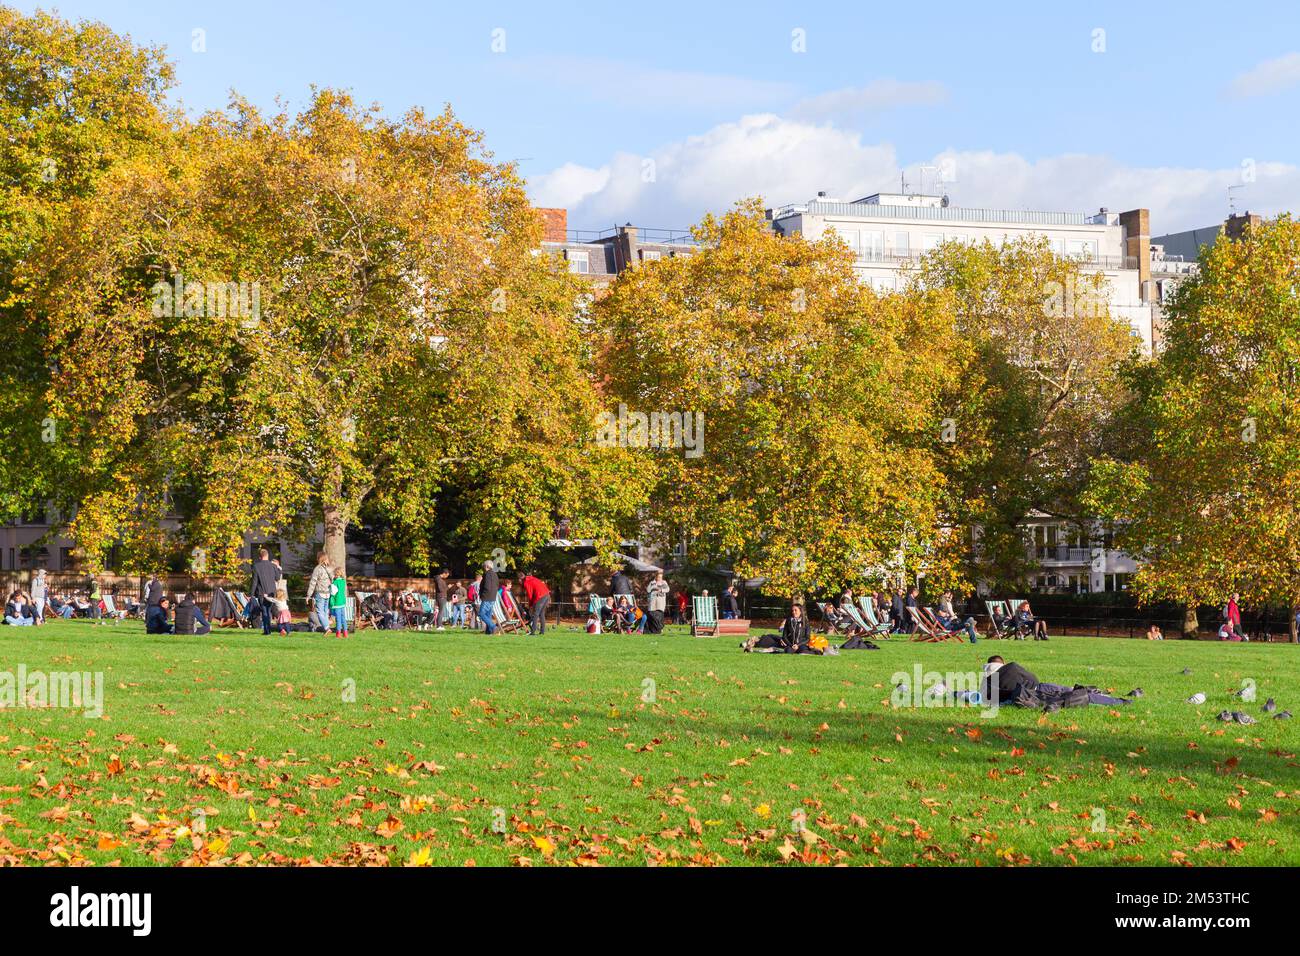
[174, 593, 196, 634]
[144, 573, 164, 612]
[981, 656, 1135, 709]
[721, 585, 741, 619]
[480, 560, 500, 634]
[610, 568, 633, 599]
[890, 588, 907, 633]
[250, 548, 282, 635]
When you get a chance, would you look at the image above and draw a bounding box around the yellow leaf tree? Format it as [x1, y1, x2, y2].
[1085, 216, 1300, 641]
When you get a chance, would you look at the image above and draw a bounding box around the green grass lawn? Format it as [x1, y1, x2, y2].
[1, 619, 1297, 866]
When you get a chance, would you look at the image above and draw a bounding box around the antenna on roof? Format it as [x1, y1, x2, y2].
[1227, 184, 1246, 216]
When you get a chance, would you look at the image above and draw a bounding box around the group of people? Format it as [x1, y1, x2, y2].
[3, 570, 137, 626]
[583, 569, 691, 634]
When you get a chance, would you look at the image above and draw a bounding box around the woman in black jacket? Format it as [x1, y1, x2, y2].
[742, 604, 811, 653]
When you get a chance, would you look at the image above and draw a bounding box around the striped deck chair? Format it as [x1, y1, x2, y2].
[842, 601, 881, 637]
[984, 600, 1010, 639]
[816, 602, 853, 636]
[586, 593, 606, 634]
[1004, 599, 1033, 639]
[691, 596, 719, 636]
[857, 597, 894, 638]
[417, 594, 437, 629]
[493, 593, 527, 633]
[923, 606, 970, 643]
[101, 594, 123, 624]
[907, 606, 958, 643]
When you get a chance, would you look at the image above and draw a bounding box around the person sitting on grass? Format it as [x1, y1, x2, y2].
[49, 594, 76, 619]
[980, 655, 1139, 711]
[173, 593, 211, 636]
[4, 591, 34, 626]
[742, 604, 835, 654]
[1146, 624, 1164, 641]
[146, 596, 174, 634]
[1014, 601, 1049, 640]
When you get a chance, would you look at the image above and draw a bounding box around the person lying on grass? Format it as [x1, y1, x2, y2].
[980, 655, 1140, 711]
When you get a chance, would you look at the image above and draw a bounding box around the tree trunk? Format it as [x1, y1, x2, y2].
[1291, 603, 1299, 644]
[323, 501, 348, 574]
[322, 458, 351, 573]
[1182, 605, 1199, 639]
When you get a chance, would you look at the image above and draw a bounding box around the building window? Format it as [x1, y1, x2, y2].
[833, 226, 860, 252]
[1068, 239, 1098, 260]
[640, 250, 661, 262]
[861, 230, 884, 260]
[922, 233, 944, 252]
[566, 250, 589, 274]
[893, 232, 910, 256]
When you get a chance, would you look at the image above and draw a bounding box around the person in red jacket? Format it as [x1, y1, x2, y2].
[520, 573, 552, 635]
[674, 590, 688, 625]
[1226, 593, 1243, 633]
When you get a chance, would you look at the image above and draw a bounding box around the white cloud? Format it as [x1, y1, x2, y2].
[1227, 52, 1300, 98]
[790, 79, 948, 121]
[529, 114, 1300, 235]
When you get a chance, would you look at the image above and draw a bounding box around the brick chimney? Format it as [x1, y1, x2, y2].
[1118, 208, 1150, 286]
[615, 224, 639, 272]
[536, 207, 567, 243]
[1223, 212, 1261, 241]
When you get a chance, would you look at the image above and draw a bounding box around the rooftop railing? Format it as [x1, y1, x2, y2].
[776, 200, 1095, 226]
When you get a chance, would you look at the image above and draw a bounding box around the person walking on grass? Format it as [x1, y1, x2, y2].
[479, 560, 500, 635]
[89, 577, 105, 626]
[466, 573, 482, 630]
[30, 569, 47, 626]
[435, 569, 451, 631]
[250, 547, 282, 635]
[306, 552, 333, 633]
[329, 568, 349, 639]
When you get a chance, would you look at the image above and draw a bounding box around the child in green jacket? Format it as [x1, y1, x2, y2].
[329, 572, 348, 639]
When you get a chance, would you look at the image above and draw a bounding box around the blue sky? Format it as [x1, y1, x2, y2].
[19, 1, 1300, 232]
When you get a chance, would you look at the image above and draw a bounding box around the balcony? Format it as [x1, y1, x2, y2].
[1032, 545, 1094, 564]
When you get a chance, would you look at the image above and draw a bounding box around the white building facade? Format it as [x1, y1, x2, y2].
[769, 192, 1155, 353]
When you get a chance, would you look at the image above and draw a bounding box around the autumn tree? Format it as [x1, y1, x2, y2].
[594, 201, 965, 595]
[28, 90, 648, 574]
[1085, 217, 1300, 641]
[0, 7, 173, 525]
[914, 238, 1142, 590]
